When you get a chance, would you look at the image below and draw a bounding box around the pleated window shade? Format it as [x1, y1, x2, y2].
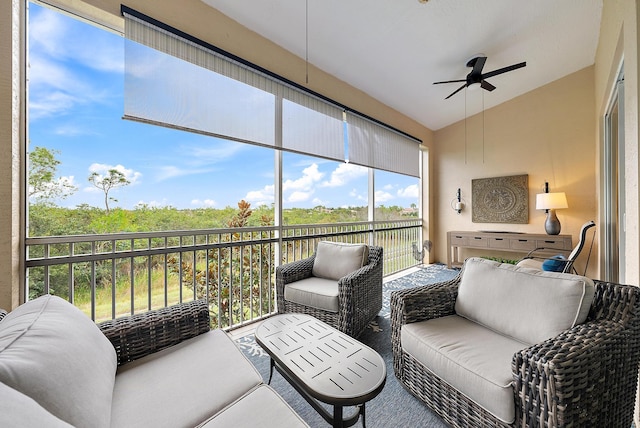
[347, 112, 420, 177]
[123, 8, 419, 174]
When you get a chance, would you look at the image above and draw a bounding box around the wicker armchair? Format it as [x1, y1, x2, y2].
[391, 273, 640, 427]
[276, 245, 383, 338]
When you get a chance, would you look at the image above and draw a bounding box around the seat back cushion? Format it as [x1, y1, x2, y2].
[455, 257, 595, 344]
[312, 241, 369, 281]
[0, 295, 117, 428]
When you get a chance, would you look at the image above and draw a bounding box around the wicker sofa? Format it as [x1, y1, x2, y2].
[0, 295, 308, 428]
[276, 242, 383, 338]
[391, 257, 640, 427]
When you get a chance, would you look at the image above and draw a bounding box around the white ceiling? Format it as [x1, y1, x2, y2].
[202, 0, 603, 131]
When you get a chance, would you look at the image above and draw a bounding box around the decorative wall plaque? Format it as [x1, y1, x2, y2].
[472, 174, 528, 224]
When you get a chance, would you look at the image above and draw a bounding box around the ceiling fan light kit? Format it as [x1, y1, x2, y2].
[434, 55, 526, 99]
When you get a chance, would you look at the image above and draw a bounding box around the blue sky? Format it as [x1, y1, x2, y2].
[28, 3, 418, 210]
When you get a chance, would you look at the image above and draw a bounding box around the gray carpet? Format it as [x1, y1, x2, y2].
[236, 264, 459, 428]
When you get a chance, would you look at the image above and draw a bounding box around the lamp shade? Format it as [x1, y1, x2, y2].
[536, 192, 568, 210]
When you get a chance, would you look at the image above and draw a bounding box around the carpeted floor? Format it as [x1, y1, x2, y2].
[235, 263, 459, 428]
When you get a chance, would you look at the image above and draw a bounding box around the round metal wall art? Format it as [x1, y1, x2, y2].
[472, 174, 528, 224]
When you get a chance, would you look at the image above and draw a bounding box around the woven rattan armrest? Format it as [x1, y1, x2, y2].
[390, 276, 460, 377]
[512, 281, 640, 426]
[276, 256, 315, 284]
[0, 309, 7, 323]
[98, 299, 210, 366]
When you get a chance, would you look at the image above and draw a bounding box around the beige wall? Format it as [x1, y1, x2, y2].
[431, 67, 597, 277]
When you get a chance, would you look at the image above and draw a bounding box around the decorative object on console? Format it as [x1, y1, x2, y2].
[472, 174, 528, 224]
[451, 188, 465, 214]
[536, 182, 568, 235]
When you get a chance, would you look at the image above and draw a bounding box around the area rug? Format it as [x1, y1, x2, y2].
[236, 264, 458, 428]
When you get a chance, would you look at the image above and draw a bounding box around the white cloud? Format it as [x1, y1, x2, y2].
[136, 199, 169, 208]
[287, 191, 312, 203]
[383, 184, 394, 191]
[375, 190, 394, 203]
[88, 163, 142, 186]
[312, 198, 325, 206]
[321, 163, 367, 188]
[283, 164, 324, 192]
[156, 165, 214, 181]
[397, 184, 419, 198]
[245, 185, 274, 207]
[191, 199, 216, 208]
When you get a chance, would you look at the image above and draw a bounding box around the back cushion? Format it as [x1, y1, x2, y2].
[455, 258, 595, 344]
[312, 241, 369, 281]
[0, 295, 117, 428]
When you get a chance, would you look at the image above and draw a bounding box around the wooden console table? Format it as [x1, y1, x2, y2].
[446, 231, 573, 268]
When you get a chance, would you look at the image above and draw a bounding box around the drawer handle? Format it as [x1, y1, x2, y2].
[518, 239, 528, 242]
[455, 236, 463, 238]
[494, 238, 504, 241]
[544, 240, 556, 244]
[474, 237, 482, 240]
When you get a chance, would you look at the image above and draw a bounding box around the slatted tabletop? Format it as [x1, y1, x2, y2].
[255, 313, 386, 406]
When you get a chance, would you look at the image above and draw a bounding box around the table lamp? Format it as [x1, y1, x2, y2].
[536, 185, 568, 235]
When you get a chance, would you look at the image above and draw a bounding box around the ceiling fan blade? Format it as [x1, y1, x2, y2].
[433, 79, 466, 85]
[481, 80, 496, 91]
[482, 62, 526, 79]
[445, 83, 467, 100]
[470, 56, 487, 75]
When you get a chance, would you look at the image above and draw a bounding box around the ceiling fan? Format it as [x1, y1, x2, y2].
[434, 55, 526, 100]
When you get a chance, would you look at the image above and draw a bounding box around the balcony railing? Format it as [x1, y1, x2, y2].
[25, 219, 422, 329]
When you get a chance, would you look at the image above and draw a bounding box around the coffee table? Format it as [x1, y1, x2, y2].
[255, 313, 386, 428]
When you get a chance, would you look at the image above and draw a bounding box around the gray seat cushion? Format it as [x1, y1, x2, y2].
[284, 277, 339, 312]
[198, 384, 309, 428]
[0, 295, 117, 428]
[402, 314, 526, 424]
[455, 257, 595, 344]
[111, 329, 263, 428]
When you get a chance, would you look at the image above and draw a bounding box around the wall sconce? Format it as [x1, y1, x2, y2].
[536, 182, 568, 235]
[451, 188, 465, 214]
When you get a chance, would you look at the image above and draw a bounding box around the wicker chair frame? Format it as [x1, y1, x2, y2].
[98, 299, 210, 366]
[276, 245, 383, 338]
[390, 268, 640, 427]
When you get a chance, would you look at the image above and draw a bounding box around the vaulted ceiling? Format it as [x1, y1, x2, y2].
[202, 0, 603, 131]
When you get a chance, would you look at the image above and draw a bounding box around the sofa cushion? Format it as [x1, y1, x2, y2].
[455, 257, 595, 344]
[111, 329, 263, 428]
[197, 384, 309, 428]
[284, 277, 339, 312]
[0, 382, 74, 427]
[0, 295, 117, 428]
[402, 314, 526, 424]
[312, 241, 368, 281]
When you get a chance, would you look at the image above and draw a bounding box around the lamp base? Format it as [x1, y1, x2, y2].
[545, 209, 561, 235]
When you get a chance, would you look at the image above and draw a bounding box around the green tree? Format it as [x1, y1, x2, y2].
[28, 146, 77, 203]
[88, 169, 130, 213]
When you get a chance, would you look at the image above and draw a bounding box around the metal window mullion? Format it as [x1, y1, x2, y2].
[130, 238, 135, 314]
[217, 246, 222, 329]
[164, 237, 168, 307]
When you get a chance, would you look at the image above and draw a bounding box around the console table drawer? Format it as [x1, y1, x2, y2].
[536, 239, 568, 250]
[510, 238, 537, 251]
[488, 237, 510, 249]
[449, 235, 468, 246]
[467, 236, 488, 247]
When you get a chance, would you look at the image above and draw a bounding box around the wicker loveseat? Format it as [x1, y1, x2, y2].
[391, 257, 640, 427]
[0, 295, 308, 428]
[277, 241, 383, 338]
